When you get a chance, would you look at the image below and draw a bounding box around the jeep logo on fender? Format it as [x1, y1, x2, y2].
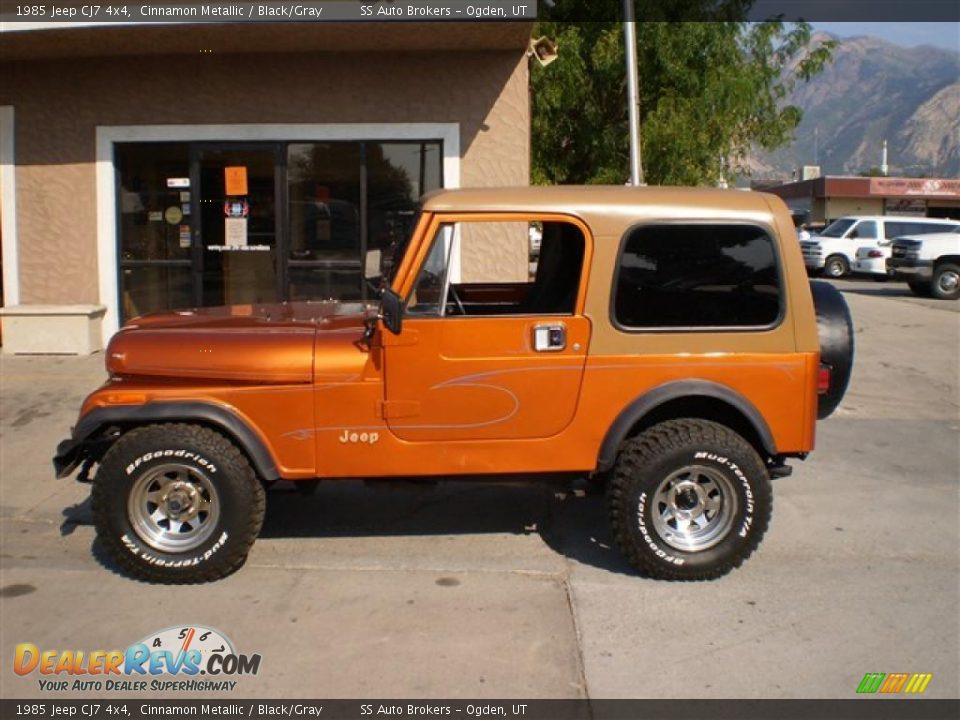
[338, 430, 379, 445]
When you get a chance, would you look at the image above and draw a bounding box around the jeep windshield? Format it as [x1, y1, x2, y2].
[818, 219, 856, 238]
[385, 207, 423, 286]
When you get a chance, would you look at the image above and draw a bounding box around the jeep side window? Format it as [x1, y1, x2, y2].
[405, 219, 586, 317]
[613, 224, 782, 330]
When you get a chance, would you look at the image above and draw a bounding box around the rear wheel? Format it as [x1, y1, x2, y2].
[607, 419, 772, 581]
[823, 255, 849, 278]
[92, 424, 265, 583]
[931, 263, 960, 300]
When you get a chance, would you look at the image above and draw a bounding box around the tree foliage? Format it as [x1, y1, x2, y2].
[531, 1, 835, 186]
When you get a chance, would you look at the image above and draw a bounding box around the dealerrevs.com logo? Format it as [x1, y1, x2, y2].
[14, 625, 261, 693]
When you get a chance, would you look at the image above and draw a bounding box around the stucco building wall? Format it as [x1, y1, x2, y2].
[0, 45, 530, 307]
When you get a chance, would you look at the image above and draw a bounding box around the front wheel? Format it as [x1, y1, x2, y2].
[931, 263, 960, 300]
[608, 419, 772, 580]
[91, 424, 265, 583]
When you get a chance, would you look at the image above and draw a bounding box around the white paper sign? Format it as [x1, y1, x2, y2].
[225, 217, 248, 248]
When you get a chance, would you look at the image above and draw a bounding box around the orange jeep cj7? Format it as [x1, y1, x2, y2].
[54, 186, 854, 583]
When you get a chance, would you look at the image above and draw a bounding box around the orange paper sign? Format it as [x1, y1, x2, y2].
[224, 166, 248, 196]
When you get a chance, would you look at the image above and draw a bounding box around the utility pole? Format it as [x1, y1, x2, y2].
[623, 0, 644, 185]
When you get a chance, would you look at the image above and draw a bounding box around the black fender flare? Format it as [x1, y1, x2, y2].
[54, 402, 280, 481]
[595, 380, 777, 473]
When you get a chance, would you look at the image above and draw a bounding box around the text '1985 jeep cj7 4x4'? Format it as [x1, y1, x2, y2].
[55, 187, 853, 583]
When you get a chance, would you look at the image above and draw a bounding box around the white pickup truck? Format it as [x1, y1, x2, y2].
[887, 228, 960, 300]
[801, 216, 959, 278]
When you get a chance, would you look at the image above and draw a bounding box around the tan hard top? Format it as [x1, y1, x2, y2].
[421, 185, 813, 354]
[422, 185, 784, 236]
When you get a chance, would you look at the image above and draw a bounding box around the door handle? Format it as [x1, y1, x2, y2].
[533, 323, 566, 352]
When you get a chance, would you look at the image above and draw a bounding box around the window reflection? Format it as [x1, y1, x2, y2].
[117, 143, 192, 263]
[287, 143, 362, 263]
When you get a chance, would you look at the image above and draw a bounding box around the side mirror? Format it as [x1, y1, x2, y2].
[380, 287, 403, 335]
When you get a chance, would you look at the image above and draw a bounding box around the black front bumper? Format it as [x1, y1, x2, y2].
[887, 257, 933, 280]
[53, 412, 103, 479]
[53, 435, 84, 479]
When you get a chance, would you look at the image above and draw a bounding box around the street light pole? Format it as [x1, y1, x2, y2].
[623, 0, 644, 185]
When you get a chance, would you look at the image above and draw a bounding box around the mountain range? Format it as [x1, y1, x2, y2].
[748, 32, 960, 182]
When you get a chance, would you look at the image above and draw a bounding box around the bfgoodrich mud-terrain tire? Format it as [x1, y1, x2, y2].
[608, 419, 772, 581]
[92, 424, 265, 583]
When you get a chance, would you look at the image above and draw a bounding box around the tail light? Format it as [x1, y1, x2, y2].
[818, 365, 831, 394]
[868, 250, 884, 258]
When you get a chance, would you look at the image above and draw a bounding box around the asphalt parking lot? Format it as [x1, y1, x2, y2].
[1, 278, 957, 700]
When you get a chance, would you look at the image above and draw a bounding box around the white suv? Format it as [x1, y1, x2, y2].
[887, 228, 960, 300]
[801, 216, 959, 278]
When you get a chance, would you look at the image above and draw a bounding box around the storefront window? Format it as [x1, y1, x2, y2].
[116, 143, 192, 319]
[121, 265, 193, 322]
[367, 142, 442, 260]
[116, 139, 443, 320]
[117, 143, 192, 263]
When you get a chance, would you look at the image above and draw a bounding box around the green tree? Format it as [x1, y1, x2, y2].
[531, 2, 835, 186]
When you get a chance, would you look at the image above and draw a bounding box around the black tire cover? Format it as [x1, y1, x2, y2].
[810, 281, 855, 419]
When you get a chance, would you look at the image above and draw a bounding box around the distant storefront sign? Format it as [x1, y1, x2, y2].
[870, 178, 960, 198]
[885, 198, 927, 216]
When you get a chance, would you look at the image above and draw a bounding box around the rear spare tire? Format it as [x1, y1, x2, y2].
[811, 280, 854, 419]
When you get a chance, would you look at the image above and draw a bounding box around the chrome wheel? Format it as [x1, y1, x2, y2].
[937, 269, 959, 293]
[824, 257, 847, 278]
[650, 465, 737, 552]
[127, 463, 220, 553]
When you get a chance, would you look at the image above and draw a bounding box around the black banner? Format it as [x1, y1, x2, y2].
[541, 0, 960, 22]
[0, 1, 958, 23]
[2, 699, 959, 720]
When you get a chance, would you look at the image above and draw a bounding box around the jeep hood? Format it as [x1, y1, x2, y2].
[106, 302, 367, 383]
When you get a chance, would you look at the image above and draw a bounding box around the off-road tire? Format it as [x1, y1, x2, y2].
[608, 419, 772, 581]
[823, 255, 849, 278]
[811, 280, 855, 419]
[907, 281, 932, 298]
[92, 423, 265, 583]
[931, 263, 960, 300]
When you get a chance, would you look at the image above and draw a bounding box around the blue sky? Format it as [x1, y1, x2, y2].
[812, 23, 959, 52]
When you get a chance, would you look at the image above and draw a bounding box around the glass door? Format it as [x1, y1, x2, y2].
[193, 145, 281, 307]
[116, 143, 194, 321]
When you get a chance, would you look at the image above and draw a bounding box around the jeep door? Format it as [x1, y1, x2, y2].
[382, 214, 592, 442]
